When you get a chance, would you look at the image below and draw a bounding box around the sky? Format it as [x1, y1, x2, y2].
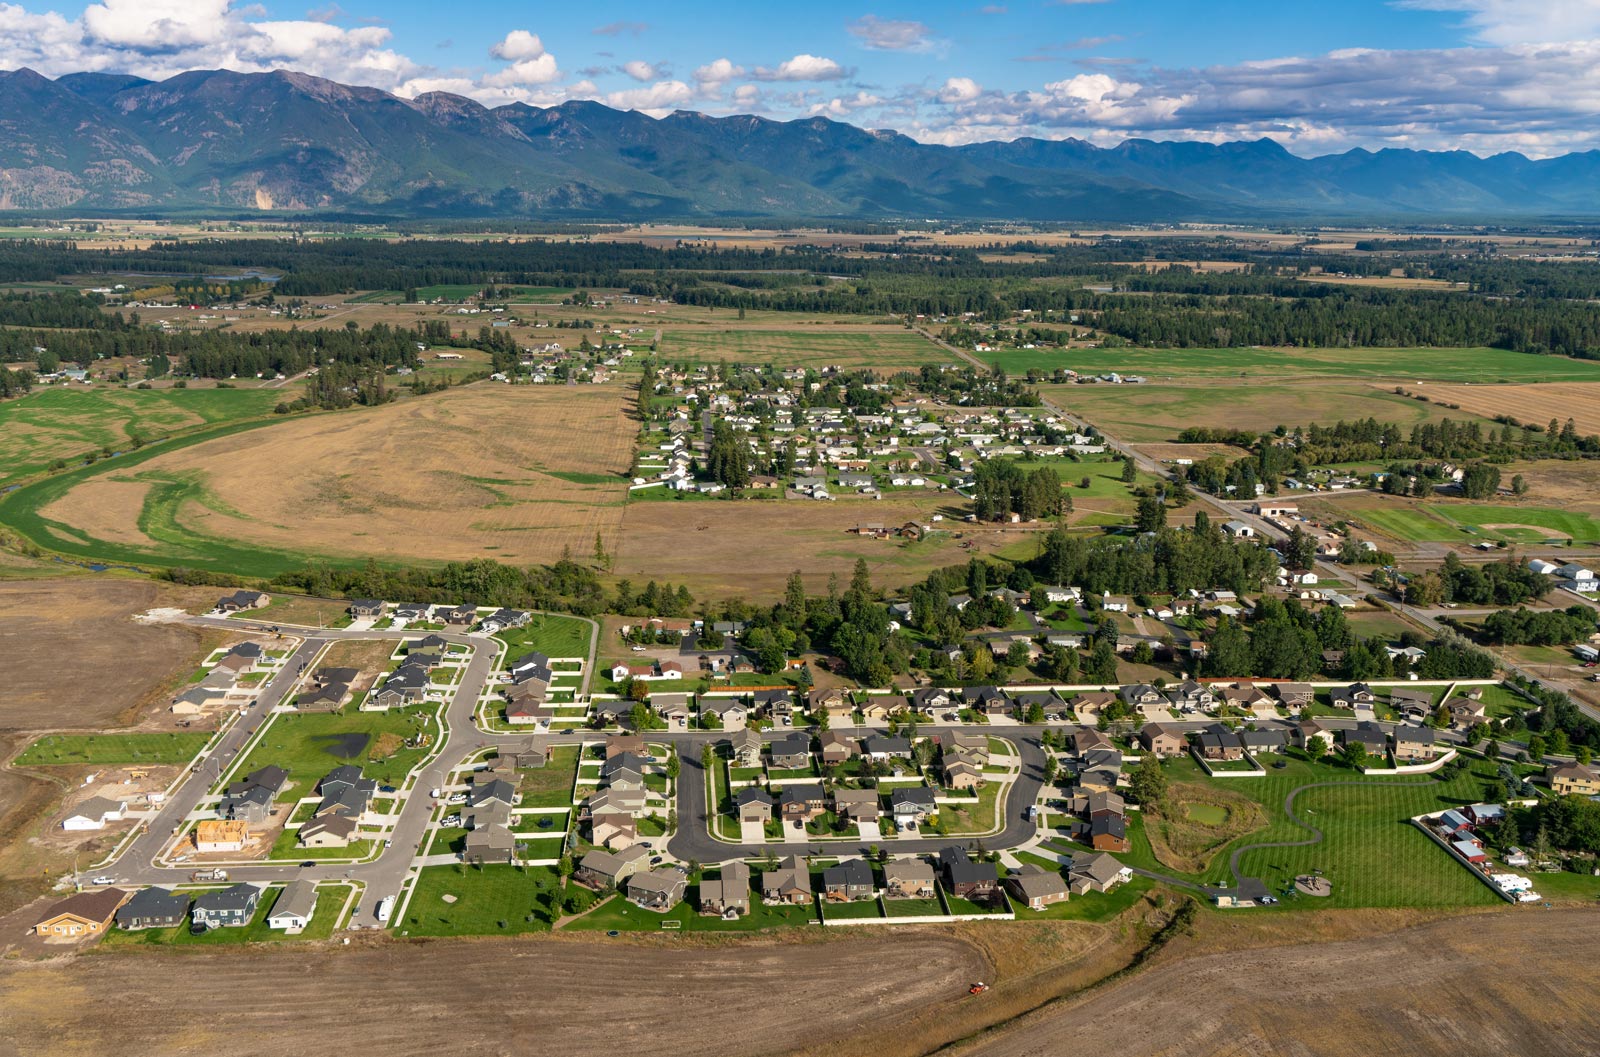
[3, 0, 1600, 156]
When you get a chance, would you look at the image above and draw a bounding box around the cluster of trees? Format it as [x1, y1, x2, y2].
[0, 364, 35, 397]
[1479, 605, 1596, 646]
[1029, 512, 1279, 598]
[0, 291, 131, 330]
[972, 459, 1064, 522]
[908, 365, 1041, 407]
[1402, 555, 1552, 607]
[704, 421, 751, 488]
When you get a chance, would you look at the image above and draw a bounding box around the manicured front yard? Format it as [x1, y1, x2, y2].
[495, 614, 593, 660]
[267, 828, 377, 861]
[17, 732, 211, 766]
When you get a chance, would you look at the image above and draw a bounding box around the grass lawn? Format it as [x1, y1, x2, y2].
[564, 886, 820, 932]
[884, 897, 946, 918]
[429, 825, 468, 856]
[1466, 684, 1532, 720]
[1014, 876, 1155, 922]
[943, 889, 1009, 915]
[399, 864, 562, 936]
[1006, 345, 1600, 383]
[227, 706, 440, 800]
[16, 732, 210, 766]
[1356, 501, 1600, 545]
[267, 828, 376, 861]
[495, 615, 593, 661]
[104, 882, 352, 946]
[822, 899, 884, 920]
[1132, 754, 1509, 909]
[244, 594, 354, 628]
[516, 746, 580, 808]
[938, 781, 1006, 835]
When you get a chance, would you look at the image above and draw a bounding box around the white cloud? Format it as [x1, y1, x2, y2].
[752, 53, 850, 82]
[621, 59, 657, 81]
[846, 15, 936, 52]
[481, 54, 559, 86]
[938, 76, 983, 103]
[82, 0, 230, 47]
[489, 29, 545, 62]
[809, 89, 884, 117]
[603, 78, 691, 112]
[1393, 0, 1600, 47]
[693, 57, 745, 89]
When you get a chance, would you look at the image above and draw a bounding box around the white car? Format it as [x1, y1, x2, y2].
[631, 645, 647, 652]
[90, 875, 116, 886]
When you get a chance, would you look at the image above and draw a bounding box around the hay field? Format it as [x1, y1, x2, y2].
[614, 495, 1018, 597]
[1046, 380, 1493, 443]
[1428, 382, 1600, 437]
[660, 326, 950, 370]
[986, 345, 1600, 382]
[32, 385, 636, 568]
[0, 387, 284, 485]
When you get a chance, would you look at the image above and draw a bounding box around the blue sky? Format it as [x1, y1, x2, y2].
[3, 0, 1600, 155]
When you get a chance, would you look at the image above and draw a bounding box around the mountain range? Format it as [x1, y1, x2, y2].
[2, 66, 1599, 222]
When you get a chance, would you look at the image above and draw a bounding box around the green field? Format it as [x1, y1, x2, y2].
[660, 328, 949, 370]
[515, 746, 581, 808]
[1122, 755, 1505, 909]
[1048, 381, 1492, 443]
[16, 732, 212, 766]
[398, 864, 563, 937]
[226, 706, 440, 800]
[981, 345, 1600, 383]
[0, 387, 285, 485]
[1356, 502, 1600, 544]
[495, 615, 593, 661]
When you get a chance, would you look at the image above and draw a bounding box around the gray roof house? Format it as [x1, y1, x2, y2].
[191, 883, 261, 929]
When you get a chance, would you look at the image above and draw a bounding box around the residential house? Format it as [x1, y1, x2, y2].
[862, 735, 912, 761]
[194, 819, 249, 853]
[1169, 679, 1215, 711]
[1392, 725, 1439, 762]
[939, 847, 999, 902]
[1010, 690, 1061, 719]
[116, 887, 190, 930]
[822, 858, 877, 902]
[589, 811, 638, 850]
[1069, 852, 1132, 894]
[1330, 683, 1377, 709]
[1071, 692, 1119, 719]
[882, 858, 937, 899]
[1275, 683, 1315, 709]
[628, 866, 689, 911]
[33, 888, 129, 939]
[762, 855, 814, 905]
[700, 697, 749, 729]
[266, 880, 319, 931]
[1239, 729, 1287, 755]
[441, 604, 479, 626]
[807, 687, 851, 713]
[1220, 684, 1273, 711]
[909, 688, 953, 715]
[298, 814, 359, 848]
[769, 734, 813, 770]
[1120, 684, 1166, 710]
[191, 884, 260, 929]
[1549, 763, 1600, 796]
[1196, 725, 1244, 761]
[61, 796, 127, 831]
[650, 693, 693, 731]
[964, 685, 1010, 716]
[818, 731, 857, 766]
[606, 734, 648, 759]
[1089, 814, 1130, 852]
[348, 599, 386, 618]
[831, 787, 880, 823]
[1008, 865, 1071, 910]
[1072, 729, 1116, 756]
[778, 784, 828, 823]
[216, 590, 270, 612]
[576, 846, 649, 890]
[944, 753, 985, 791]
[857, 695, 901, 721]
[736, 787, 774, 824]
[1293, 719, 1334, 752]
[731, 728, 763, 769]
[1389, 686, 1435, 721]
[890, 785, 937, 824]
[1139, 723, 1188, 759]
[700, 861, 752, 916]
[464, 825, 518, 865]
[1342, 722, 1389, 757]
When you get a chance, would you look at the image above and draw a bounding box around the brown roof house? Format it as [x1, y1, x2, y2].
[762, 855, 814, 905]
[882, 858, 936, 900]
[33, 888, 129, 940]
[1139, 723, 1188, 759]
[1007, 865, 1070, 911]
[700, 861, 751, 917]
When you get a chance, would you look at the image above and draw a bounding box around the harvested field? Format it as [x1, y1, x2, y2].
[29, 385, 636, 568]
[1428, 381, 1600, 438]
[954, 908, 1599, 1057]
[0, 931, 987, 1057]
[1134, 442, 1254, 464]
[0, 578, 217, 731]
[614, 495, 1017, 597]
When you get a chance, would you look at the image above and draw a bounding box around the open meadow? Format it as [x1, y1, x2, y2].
[987, 345, 1600, 382]
[0, 387, 285, 486]
[659, 326, 950, 371]
[1315, 492, 1600, 545]
[1428, 382, 1600, 437]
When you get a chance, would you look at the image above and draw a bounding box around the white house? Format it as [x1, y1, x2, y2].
[1223, 520, 1256, 538]
[1529, 559, 1561, 576]
[61, 796, 126, 831]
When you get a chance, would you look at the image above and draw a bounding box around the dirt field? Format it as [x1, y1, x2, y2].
[40, 385, 637, 567]
[0, 931, 986, 1057]
[954, 908, 1599, 1057]
[1428, 382, 1600, 438]
[0, 578, 217, 731]
[614, 495, 1019, 597]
